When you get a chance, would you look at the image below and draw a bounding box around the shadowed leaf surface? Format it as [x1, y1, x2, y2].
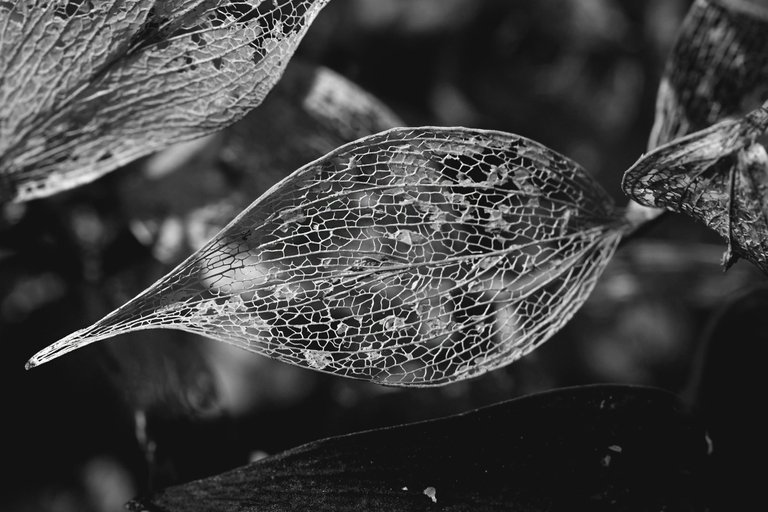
[686, 285, 768, 511]
[28, 127, 626, 385]
[0, 0, 330, 203]
[127, 384, 712, 512]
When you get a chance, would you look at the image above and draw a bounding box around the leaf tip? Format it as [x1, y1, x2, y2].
[24, 325, 107, 369]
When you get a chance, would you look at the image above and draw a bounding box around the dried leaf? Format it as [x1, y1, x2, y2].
[27, 127, 625, 386]
[624, 0, 768, 271]
[622, 0, 768, 228]
[0, 0, 330, 203]
[649, 0, 768, 149]
[122, 61, 403, 263]
[127, 385, 712, 512]
[623, 102, 768, 272]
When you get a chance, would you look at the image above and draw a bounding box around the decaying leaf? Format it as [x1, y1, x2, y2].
[624, 102, 768, 272]
[0, 0, 330, 203]
[624, 0, 768, 230]
[649, 0, 768, 149]
[623, 0, 768, 271]
[127, 385, 712, 511]
[122, 61, 403, 264]
[27, 127, 627, 386]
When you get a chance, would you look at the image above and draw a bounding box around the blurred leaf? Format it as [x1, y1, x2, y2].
[121, 61, 403, 263]
[623, 102, 768, 272]
[28, 127, 626, 385]
[0, 0, 330, 203]
[128, 384, 712, 512]
[348, 0, 480, 35]
[649, 0, 768, 149]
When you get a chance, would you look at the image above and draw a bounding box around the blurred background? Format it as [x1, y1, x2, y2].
[3, 0, 765, 510]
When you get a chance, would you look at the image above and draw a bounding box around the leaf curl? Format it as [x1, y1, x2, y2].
[27, 127, 626, 385]
[624, 0, 768, 271]
[0, 0, 330, 202]
[624, 102, 768, 271]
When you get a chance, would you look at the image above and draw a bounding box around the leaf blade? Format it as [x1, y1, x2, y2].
[0, 0, 331, 202]
[28, 127, 625, 385]
[625, 99, 768, 272]
[122, 61, 404, 264]
[623, 0, 768, 271]
[128, 385, 712, 512]
[649, 0, 768, 149]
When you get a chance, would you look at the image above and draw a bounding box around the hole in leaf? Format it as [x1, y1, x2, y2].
[54, 0, 91, 19]
[191, 32, 206, 47]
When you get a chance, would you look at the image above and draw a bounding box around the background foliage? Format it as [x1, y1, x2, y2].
[2, 0, 765, 510]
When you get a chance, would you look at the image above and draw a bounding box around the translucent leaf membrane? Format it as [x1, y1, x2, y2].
[624, 102, 768, 273]
[122, 62, 403, 263]
[649, 0, 768, 149]
[27, 127, 626, 386]
[0, 0, 330, 203]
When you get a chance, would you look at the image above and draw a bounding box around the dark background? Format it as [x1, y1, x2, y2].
[3, 1, 765, 510]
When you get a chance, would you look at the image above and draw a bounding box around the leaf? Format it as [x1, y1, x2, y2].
[623, 101, 768, 272]
[288, 61, 404, 144]
[0, 0, 330, 203]
[648, 0, 768, 149]
[122, 61, 403, 263]
[127, 385, 712, 512]
[623, 0, 768, 228]
[624, 0, 768, 272]
[27, 127, 626, 385]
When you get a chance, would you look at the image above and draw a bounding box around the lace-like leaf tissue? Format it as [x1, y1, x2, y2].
[0, 0, 330, 202]
[28, 127, 626, 386]
[624, 0, 768, 273]
[122, 62, 403, 264]
[624, 103, 768, 273]
[648, 0, 768, 149]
